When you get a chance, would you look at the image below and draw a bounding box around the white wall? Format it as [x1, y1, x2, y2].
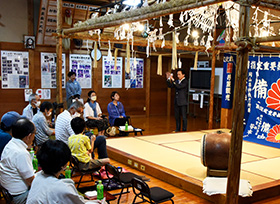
[0, 0, 28, 43]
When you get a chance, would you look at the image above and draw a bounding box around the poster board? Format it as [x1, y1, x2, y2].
[1, 51, 29, 89]
[41, 52, 66, 88]
[102, 56, 123, 88]
[125, 58, 144, 89]
[69, 54, 92, 88]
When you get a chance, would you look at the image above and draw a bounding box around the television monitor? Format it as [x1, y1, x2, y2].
[189, 68, 212, 92]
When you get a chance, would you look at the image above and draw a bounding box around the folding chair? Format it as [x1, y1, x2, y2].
[132, 177, 174, 204]
[70, 155, 100, 188]
[105, 164, 141, 204]
[0, 184, 13, 204]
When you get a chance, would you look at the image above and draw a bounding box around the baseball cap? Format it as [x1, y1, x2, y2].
[1, 111, 21, 128]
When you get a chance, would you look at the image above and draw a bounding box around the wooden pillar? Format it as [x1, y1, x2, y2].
[56, 0, 63, 104]
[208, 50, 216, 129]
[220, 108, 232, 129]
[226, 2, 251, 203]
[27, 0, 34, 35]
[208, 24, 217, 129]
[167, 58, 172, 117]
[145, 58, 151, 117]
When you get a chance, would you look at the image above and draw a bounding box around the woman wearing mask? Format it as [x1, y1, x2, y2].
[84, 91, 102, 121]
[32, 101, 55, 147]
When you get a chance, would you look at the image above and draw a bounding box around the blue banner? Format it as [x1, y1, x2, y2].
[221, 54, 236, 109]
[244, 56, 280, 148]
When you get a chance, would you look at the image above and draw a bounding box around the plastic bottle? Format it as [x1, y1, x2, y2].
[125, 121, 128, 131]
[96, 180, 104, 200]
[30, 148, 35, 160]
[32, 155, 38, 172]
[65, 166, 71, 178]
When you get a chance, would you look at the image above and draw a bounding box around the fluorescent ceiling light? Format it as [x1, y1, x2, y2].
[123, 0, 141, 6]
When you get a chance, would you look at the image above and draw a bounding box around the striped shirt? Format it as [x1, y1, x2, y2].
[32, 111, 53, 145]
[68, 134, 91, 163]
[55, 110, 74, 144]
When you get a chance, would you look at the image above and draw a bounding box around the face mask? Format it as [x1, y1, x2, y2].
[91, 96, 97, 101]
[46, 111, 52, 117]
[35, 101, 41, 107]
[72, 112, 81, 118]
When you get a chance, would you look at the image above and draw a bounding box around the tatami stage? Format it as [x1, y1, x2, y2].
[106, 129, 280, 203]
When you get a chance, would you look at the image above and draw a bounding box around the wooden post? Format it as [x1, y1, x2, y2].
[220, 108, 232, 129]
[208, 22, 217, 129]
[225, 1, 251, 203]
[145, 58, 151, 117]
[27, 0, 34, 36]
[56, 0, 63, 104]
[208, 50, 216, 129]
[167, 58, 172, 118]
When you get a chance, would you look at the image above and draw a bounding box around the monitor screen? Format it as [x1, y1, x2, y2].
[190, 69, 211, 91]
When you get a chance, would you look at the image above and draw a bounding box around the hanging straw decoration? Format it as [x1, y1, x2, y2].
[157, 54, 162, 75]
[107, 40, 113, 62]
[114, 48, 118, 70]
[178, 55, 182, 69]
[160, 16, 163, 27]
[126, 41, 130, 73]
[171, 32, 177, 70]
[93, 41, 98, 68]
[194, 51, 199, 70]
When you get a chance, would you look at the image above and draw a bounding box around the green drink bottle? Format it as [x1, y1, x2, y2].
[32, 155, 38, 171]
[96, 180, 104, 200]
[65, 166, 71, 178]
[125, 121, 128, 131]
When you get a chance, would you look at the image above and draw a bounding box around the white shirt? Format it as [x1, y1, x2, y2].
[55, 110, 75, 144]
[83, 102, 102, 121]
[26, 171, 86, 204]
[22, 104, 39, 121]
[0, 138, 34, 195]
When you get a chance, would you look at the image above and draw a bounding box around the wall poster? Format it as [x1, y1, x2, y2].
[69, 54, 92, 88]
[1, 51, 29, 89]
[41, 53, 66, 88]
[125, 58, 144, 89]
[102, 56, 123, 88]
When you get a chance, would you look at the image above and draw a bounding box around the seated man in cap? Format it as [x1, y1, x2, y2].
[0, 111, 21, 160]
[22, 94, 41, 121]
[0, 118, 35, 204]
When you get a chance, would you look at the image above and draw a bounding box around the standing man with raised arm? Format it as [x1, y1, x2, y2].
[166, 69, 188, 132]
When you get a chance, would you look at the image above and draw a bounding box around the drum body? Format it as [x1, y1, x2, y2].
[201, 131, 231, 170]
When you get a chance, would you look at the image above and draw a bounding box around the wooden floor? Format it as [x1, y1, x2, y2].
[1, 115, 280, 203]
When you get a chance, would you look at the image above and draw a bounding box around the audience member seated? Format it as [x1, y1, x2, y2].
[84, 90, 103, 121]
[107, 91, 129, 126]
[32, 101, 55, 147]
[22, 94, 41, 120]
[0, 118, 35, 204]
[0, 111, 21, 160]
[26, 140, 86, 204]
[85, 119, 109, 158]
[55, 101, 84, 144]
[68, 117, 110, 171]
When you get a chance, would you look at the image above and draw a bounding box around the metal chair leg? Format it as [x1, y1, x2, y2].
[117, 186, 125, 204]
